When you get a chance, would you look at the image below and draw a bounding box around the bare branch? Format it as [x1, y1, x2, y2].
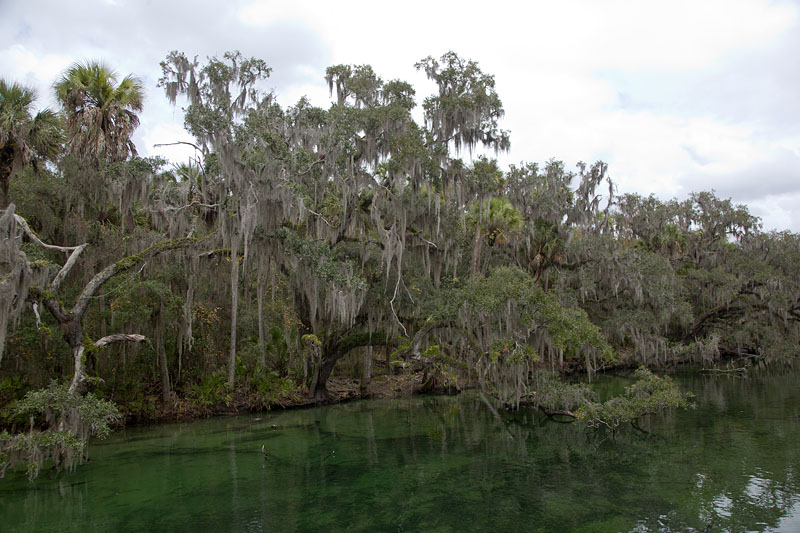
[389, 276, 407, 336]
[32, 302, 42, 329]
[51, 243, 88, 292]
[153, 140, 204, 153]
[13, 214, 86, 254]
[94, 334, 148, 348]
[537, 406, 577, 419]
[410, 231, 438, 248]
[306, 207, 335, 227]
[11, 212, 88, 293]
[155, 201, 219, 213]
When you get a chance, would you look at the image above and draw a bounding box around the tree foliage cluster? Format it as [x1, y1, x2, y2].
[1, 51, 797, 477]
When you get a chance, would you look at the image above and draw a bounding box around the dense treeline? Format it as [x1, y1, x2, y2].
[1, 52, 798, 477]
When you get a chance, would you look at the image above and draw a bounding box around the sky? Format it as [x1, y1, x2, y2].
[2, 0, 799, 231]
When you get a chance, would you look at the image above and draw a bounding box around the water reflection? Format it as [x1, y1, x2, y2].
[1, 370, 799, 532]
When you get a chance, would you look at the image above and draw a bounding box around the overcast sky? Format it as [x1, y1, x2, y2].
[2, 0, 799, 231]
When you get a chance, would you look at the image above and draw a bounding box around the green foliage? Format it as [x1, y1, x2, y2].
[469, 196, 523, 246]
[463, 266, 614, 362]
[0, 428, 84, 480]
[249, 370, 297, 409]
[54, 60, 143, 163]
[527, 370, 597, 413]
[0, 375, 29, 405]
[188, 372, 232, 408]
[14, 382, 121, 440]
[0, 78, 62, 207]
[278, 228, 366, 291]
[416, 51, 510, 153]
[1, 382, 121, 480]
[301, 333, 322, 346]
[576, 368, 692, 430]
[488, 339, 537, 363]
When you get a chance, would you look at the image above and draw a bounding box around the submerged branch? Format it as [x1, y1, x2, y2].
[537, 406, 577, 419]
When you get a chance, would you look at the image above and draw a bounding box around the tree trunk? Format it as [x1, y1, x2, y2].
[257, 269, 266, 369]
[179, 268, 196, 385]
[65, 320, 86, 395]
[84, 341, 98, 378]
[68, 345, 86, 395]
[310, 332, 397, 402]
[0, 144, 13, 210]
[313, 353, 339, 402]
[470, 224, 483, 280]
[153, 304, 171, 403]
[228, 250, 240, 387]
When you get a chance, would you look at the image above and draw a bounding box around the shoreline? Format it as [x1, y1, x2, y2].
[120, 372, 428, 426]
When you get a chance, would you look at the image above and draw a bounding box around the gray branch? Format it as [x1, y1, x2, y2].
[94, 334, 148, 348]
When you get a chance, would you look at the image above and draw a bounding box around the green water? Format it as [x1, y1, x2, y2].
[2, 370, 799, 532]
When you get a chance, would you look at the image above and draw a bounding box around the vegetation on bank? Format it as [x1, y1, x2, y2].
[0, 52, 797, 478]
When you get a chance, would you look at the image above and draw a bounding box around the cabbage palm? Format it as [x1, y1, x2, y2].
[54, 61, 143, 164]
[0, 79, 61, 209]
[469, 197, 523, 279]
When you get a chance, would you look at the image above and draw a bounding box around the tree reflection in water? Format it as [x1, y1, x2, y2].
[2, 369, 799, 532]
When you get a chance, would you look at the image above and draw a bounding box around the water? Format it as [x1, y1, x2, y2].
[1, 369, 799, 532]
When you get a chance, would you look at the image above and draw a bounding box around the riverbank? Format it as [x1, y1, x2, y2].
[125, 372, 427, 425]
[112, 353, 756, 425]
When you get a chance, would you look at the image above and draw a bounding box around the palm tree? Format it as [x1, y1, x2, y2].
[0, 79, 62, 209]
[54, 61, 143, 164]
[469, 197, 523, 279]
[529, 218, 565, 287]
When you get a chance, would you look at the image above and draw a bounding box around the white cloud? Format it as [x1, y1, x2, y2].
[138, 118, 198, 166]
[3, 0, 800, 230]
[678, 147, 800, 200]
[237, 1, 300, 26]
[749, 192, 800, 233]
[0, 44, 72, 108]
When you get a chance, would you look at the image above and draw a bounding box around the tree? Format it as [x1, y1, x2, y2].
[0, 79, 61, 209]
[416, 51, 510, 156]
[1, 382, 120, 480]
[157, 50, 522, 400]
[3, 209, 210, 394]
[526, 367, 691, 429]
[3, 50, 798, 427]
[468, 196, 522, 279]
[159, 51, 273, 387]
[54, 61, 143, 164]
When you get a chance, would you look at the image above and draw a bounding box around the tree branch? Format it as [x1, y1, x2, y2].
[71, 235, 209, 320]
[42, 295, 70, 324]
[537, 406, 577, 419]
[14, 213, 89, 291]
[51, 244, 88, 292]
[13, 214, 86, 254]
[94, 334, 148, 348]
[156, 201, 219, 213]
[152, 140, 204, 154]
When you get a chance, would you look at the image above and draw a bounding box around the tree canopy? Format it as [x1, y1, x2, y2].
[0, 79, 61, 209]
[0, 50, 798, 478]
[54, 60, 143, 164]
